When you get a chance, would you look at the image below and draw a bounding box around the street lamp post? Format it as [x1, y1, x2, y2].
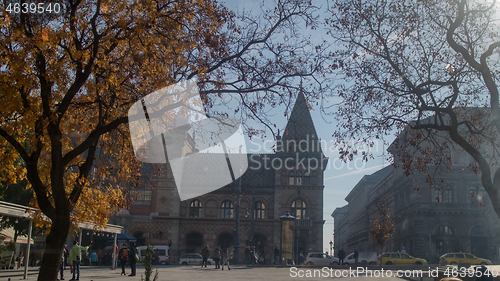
[233, 177, 242, 264]
[221, 140, 243, 265]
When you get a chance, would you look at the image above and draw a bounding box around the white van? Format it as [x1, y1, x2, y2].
[137, 245, 170, 265]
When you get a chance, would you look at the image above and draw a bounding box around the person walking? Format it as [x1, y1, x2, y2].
[97, 248, 103, 266]
[338, 249, 345, 266]
[59, 247, 67, 280]
[69, 240, 90, 281]
[249, 246, 254, 265]
[262, 248, 267, 265]
[221, 248, 231, 270]
[299, 251, 305, 265]
[118, 244, 129, 276]
[201, 245, 210, 268]
[252, 246, 258, 265]
[213, 246, 221, 269]
[354, 249, 359, 267]
[244, 245, 251, 265]
[90, 252, 98, 266]
[129, 242, 138, 276]
[16, 252, 24, 269]
[274, 245, 280, 265]
[65, 245, 72, 275]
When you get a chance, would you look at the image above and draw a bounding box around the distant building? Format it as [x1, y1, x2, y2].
[114, 92, 328, 264]
[332, 131, 500, 264]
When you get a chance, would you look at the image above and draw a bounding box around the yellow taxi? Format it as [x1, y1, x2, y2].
[378, 252, 428, 265]
[439, 253, 491, 265]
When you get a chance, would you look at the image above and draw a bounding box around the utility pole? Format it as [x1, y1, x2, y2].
[250, 183, 255, 248]
[220, 140, 242, 264]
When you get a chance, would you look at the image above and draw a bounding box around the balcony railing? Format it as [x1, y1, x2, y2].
[294, 219, 312, 227]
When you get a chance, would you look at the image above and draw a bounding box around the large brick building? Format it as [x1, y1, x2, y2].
[114, 92, 328, 264]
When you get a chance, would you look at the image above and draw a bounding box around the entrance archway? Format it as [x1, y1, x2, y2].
[186, 232, 203, 253]
[470, 225, 488, 258]
[217, 233, 234, 249]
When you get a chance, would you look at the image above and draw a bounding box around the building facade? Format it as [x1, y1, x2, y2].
[114, 93, 328, 264]
[332, 137, 500, 264]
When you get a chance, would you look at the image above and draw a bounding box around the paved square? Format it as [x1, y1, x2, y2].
[0, 265, 410, 281]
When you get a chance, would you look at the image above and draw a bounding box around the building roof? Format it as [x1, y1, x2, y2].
[368, 165, 394, 179]
[345, 165, 394, 202]
[331, 205, 348, 218]
[280, 92, 321, 153]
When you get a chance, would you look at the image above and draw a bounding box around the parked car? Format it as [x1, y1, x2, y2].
[137, 246, 170, 265]
[439, 253, 491, 265]
[179, 253, 214, 265]
[305, 252, 339, 266]
[344, 252, 378, 265]
[378, 252, 427, 265]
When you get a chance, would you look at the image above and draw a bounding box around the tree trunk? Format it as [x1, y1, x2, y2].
[37, 212, 70, 281]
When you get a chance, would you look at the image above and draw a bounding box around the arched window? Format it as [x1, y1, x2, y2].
[433, 187, 443, 202]
[189, 200, 202, 217]
[435, 225, 453, 235]
[443, 186, 453, 203]
[470, 225, 486, 236]
[254, 201, 266, 219]
[288, 171, 295, 185]
[303, 172, 310, 185]
[281, 170, 288, 185]
[291, 199, 306, 220]
[296, 171, 302, 186]
[221, 200, 234, 218]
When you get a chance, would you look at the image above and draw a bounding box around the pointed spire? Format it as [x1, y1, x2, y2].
[281, 91, 321, 153]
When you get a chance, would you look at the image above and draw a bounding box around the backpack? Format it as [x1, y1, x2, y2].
[121, 248, 129, 261]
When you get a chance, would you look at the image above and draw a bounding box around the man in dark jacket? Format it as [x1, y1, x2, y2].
[213, 246, 221, 269]
[201, 245, 210, 268]
[274, 245, 280, 265]
[128, 242, 138, 276]
[338, 249, 346, 265]
[244, 246, 251, 265]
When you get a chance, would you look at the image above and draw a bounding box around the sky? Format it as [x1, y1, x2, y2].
[219, 0, 395, 253]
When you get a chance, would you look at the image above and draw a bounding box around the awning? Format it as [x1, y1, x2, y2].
[107, 233, 136, 242]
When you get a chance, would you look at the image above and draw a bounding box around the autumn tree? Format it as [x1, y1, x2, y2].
[0, 0, 329, 280]
[369, 203, 395, 253]
[327, 0, 500, 217]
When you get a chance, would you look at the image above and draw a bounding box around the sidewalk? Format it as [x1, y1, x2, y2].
[0, 265, 409, 281]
